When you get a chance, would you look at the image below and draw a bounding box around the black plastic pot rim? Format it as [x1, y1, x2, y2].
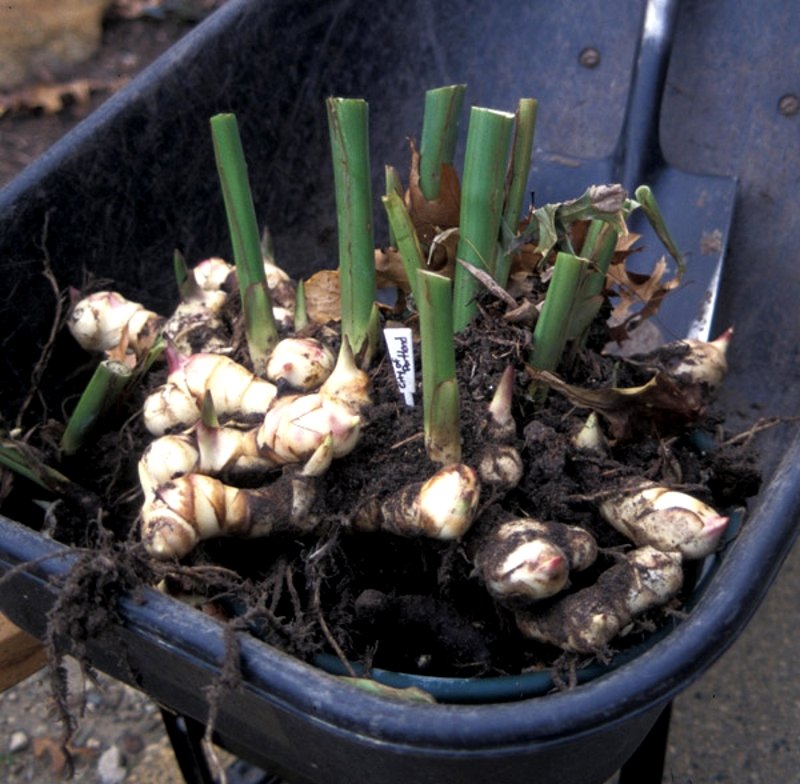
[3, 422, 800, 751]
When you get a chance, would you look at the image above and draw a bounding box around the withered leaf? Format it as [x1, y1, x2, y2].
[303, 270, 341, 323]
[607, 254, 681, 341]
[375, 247, 410, 292]
[526, 367, 706, 441]
[406, 142, 461, 248]
[0, 78, 127, 117]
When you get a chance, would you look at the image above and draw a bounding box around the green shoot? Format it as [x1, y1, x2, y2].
[417, 270, 460, 465]
[419, 84, 467, 200]
[61, 360, 132, 455]
[210, 113, 278, 375]
[382, 191, 425, 303]
[0, 441, 71, 492]
[260, 226, 276, 264]
[173, 249, 201, 301]
[452, 107, 516, 332]
[384, 164, 404, 247]
[530, 251, 588, 375]
[294, 279, 309, 332]
[496, 98, 538, 288]
[634, 185, 685, 273]
[326, 97, 377, 365]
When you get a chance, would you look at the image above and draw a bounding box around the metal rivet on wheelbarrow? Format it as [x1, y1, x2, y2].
[778, 94, 798, 117]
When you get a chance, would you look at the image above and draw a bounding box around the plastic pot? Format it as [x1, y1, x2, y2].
[1, 1, 799, 783]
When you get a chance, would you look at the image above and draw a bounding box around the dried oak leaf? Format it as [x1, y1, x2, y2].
[32, 737, 97, 775]
[526, 367, 707, 441]
[303, 270, 341, 323]
[375, 247, 410, 292]
[406, 141, 461, 249]
[606, 254, 681, 343]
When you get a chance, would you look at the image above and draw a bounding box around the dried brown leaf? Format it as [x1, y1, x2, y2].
[32, 737, 97, 775]
[0, 77, 128, 117]
[375, 247, 411, 292]
[304, 270, 341, 323]
[607, 255, 681, 341]
[406, 142, 461, 248]
[527, 367, 706, 441]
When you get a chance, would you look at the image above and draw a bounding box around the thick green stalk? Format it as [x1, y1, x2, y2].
[210, 113, 278, 374]
[496, 98, 538, 288]
[382, 191, 424, 303]
[326, 98, 376, 364]
[531, 252, 587, 373]
[452, 107, 515, 332]
[61, 360, 132, 454]
[419, 84, 466, 200]
[417, 270, 460, 465]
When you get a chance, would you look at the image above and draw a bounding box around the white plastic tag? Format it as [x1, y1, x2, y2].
[383, 327, 415, 406]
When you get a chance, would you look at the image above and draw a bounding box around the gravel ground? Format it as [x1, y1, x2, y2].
[0, 659, 187, 782]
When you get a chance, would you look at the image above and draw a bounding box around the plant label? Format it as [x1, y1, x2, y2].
[383, 327, 415, 406]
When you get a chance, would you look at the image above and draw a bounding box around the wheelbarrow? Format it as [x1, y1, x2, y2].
[1, 1, 799, 782]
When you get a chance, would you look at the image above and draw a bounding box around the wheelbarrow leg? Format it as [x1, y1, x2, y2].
[618, 702, 673, 784]
[159, 708, 285, 784]
[160, 708, 217, 784]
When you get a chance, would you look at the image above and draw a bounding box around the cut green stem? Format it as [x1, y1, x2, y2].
[61, 360, 132, 454]
[419, 84, 466, 200]
[452, 107, 515, 332]
[531, 251, 587, 374]
[417, 270, 460, 465]
[326, 97, 377, 365]
[382, 191, 425, 303]
[210, 113, 278, 374]
[497, 98, 538, 288]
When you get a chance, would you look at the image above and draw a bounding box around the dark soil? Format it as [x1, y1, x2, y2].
[1, 286, 762, 691]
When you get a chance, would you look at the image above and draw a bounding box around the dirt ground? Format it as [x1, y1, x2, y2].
[0, 3, 243, 782]
[0, 0, 227, 188]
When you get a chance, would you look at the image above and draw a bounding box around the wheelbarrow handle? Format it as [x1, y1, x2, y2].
[615, 0, 682, 189]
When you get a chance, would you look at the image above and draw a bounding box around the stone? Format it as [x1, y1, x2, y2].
[8, 730, 29, 753]
[97, 744, 127, 784]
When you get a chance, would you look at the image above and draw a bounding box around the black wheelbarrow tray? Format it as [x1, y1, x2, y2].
[1, 1, 799, 783]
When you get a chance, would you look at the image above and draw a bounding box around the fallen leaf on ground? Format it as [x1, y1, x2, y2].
[0, 77, 128, 117]
[32, 736, 98, 775]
